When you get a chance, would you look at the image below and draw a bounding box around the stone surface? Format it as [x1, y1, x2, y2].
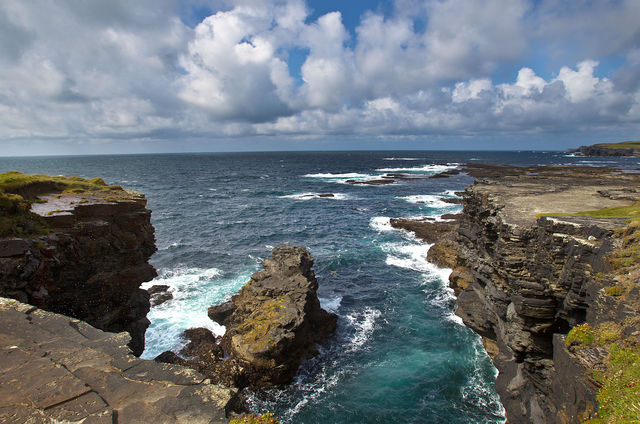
[0, 191, 157, 356]
[0, 297, 236, 424]
[173, 246, 338, 389]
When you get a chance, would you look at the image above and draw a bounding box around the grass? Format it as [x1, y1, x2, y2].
[537, 200, 640, 221]
[0, 171, 134, 237]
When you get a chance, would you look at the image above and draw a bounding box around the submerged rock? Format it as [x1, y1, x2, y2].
[182, 246, 338, 389]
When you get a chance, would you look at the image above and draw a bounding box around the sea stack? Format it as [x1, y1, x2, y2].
[207, 245, 338, 388]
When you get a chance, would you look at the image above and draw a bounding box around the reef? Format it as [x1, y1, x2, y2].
[422, 164, 640, 423]
[0, 172, 156, 356]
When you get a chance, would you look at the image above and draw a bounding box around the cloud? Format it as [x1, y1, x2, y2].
[0, 0, 639, 150]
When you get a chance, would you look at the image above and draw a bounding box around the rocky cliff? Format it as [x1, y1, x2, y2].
[571, 141, 640, 157]
[0, 172, 157, 356]
[443, 166, 640, 423]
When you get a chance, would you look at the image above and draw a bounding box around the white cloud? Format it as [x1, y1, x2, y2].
[0, 0, 639, 150]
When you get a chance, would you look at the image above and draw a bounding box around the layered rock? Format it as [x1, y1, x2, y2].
[193, 246, 338, 388]
[0, 183, 156, 356]
[446, 166, 638, 423]
[0, 297, 235, 423]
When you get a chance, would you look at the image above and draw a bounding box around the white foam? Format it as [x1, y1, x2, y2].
[375, 164, 459, 173]
[320, 296, 342, 313]
[303, 172, 381, 184]
[397, 195, 451, 208]
[141, 267, 251, 359]
[345, 307, 382, 350]
[369, 216, 393, 232]
[383, 157, 420, 161]
[280, 192, 348, 200]
[442, 190, 461, 197]
[381, 242, 432, 273]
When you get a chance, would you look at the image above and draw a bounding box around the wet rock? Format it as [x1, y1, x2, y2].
[345, 179, 395, 185]
[208, 300, 236, 326]
[389, 217, 459, 244]
[147, 284, 173, 306]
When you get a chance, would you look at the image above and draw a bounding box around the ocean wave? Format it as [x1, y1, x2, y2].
[369, 216, 393, 232]
[141, 267, 252, 359]
[396, 194, 452, 208]
[280, 192, 348, 200]
[345, 307, 382, 350]
[381, 242, 432, 273]
[383, 157, 420, 161]
[375, 164, 459, 173]
[303, 172, 382, 184]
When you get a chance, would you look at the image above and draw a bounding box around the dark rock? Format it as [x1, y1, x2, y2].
[147, 284, 173, 306]
[0, 190, 157, 357]
[389, 217, 458, 244]
[180, 327, 224, 362]
[208, 300, 236, 326]
[0, 238, 29, 257]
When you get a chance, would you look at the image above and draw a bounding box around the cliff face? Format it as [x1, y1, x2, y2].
[0, 193, 156, 356]
[449, 167, 638, 423]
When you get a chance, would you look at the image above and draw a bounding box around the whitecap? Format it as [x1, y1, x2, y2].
[396, 194, 452, 208]
[381, 242, 432, 273]
[383, 157, 420, 161]
[303, 172, 382, 184]
[369, 216, 393, 232]
[345, 307, 382, 350]
[280, 192, 348, 200]
[375, 164, 459, 173]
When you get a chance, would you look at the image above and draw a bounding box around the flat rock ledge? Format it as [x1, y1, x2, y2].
[194, 246, 338, 389]
[0, 297, 236, 424]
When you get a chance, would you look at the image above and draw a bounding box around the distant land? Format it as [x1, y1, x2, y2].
[569, 140, 640, 157]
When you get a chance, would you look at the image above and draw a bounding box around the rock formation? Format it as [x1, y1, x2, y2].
[0, 173, 157, 356]
[570, 140, 640, 157]
[0, 297, 235, 423]
[433, 165, 639, 423]
[167, 246, 338, 389]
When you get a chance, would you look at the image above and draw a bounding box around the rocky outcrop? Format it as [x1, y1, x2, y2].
[0, 188, 156, 356]
[185, 246, 338, 389]
[570, 141, 640, 157]
[446, 166, 638, 423]
[0, 297, 236, 423]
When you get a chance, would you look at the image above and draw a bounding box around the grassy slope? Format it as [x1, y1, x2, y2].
[594, 141, 640, 149]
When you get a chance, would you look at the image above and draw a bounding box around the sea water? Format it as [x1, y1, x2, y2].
[2, 151, 638, 423]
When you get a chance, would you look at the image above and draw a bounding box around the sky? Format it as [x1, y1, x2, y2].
[1, 0, 639, 155]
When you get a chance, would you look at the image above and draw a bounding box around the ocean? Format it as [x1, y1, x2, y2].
[2, 150, 638, 423]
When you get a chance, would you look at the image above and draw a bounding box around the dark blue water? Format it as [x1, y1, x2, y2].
[1, 151, 637, 423]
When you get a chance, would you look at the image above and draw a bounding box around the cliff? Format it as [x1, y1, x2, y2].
[444, 165, 640, 423]
[0, 297, 235, 423]
[0, 172, 157, 356]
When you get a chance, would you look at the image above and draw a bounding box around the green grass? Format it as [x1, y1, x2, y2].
[0, 171, 135, 237]
[538, 200, 640, 221]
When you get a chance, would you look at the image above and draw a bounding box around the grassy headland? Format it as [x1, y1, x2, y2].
[0, 171, 131, 237]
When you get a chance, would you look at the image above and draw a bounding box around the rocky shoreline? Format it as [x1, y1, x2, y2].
[392, 164, 640, 423]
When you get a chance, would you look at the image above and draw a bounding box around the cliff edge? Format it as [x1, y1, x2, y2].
[445, 165, 639, 423]
[0, 171, 157, 356]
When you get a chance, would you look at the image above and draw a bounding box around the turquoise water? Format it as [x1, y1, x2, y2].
[2, 151, 637, 423]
